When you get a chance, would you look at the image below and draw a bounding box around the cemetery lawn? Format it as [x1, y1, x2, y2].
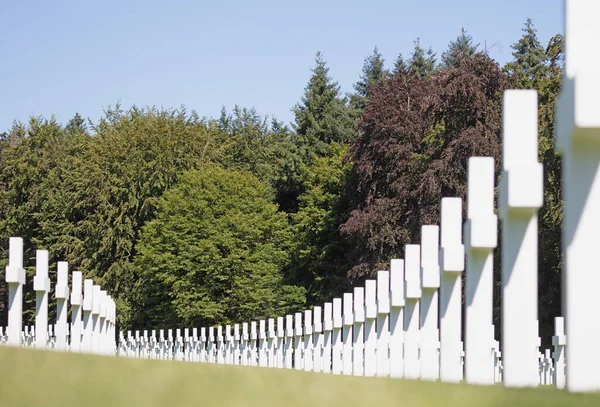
[1, 347, 600, 407]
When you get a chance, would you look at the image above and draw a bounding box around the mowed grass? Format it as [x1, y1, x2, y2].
[0, 347, 599, 407]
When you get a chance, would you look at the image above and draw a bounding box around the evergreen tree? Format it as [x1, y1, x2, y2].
[350, 47, 389, 111]
[65, 112, 87, 135]
[441, 28, 478, 67]
[218, 106, 229, 131]
[289, 144, 353, 303]
[504, 18, 547, 88]
[392, 53, 409, 76]
[293, 52, 356, 156]
[409, 38, 437, 79]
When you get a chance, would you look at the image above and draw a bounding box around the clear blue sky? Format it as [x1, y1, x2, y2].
[0, 0, 562, 132]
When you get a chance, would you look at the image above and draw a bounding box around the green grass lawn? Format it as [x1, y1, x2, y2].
[0, 346, 599, 406]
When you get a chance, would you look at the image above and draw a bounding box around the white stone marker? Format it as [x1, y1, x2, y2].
[268, 318, 276, 367]
[461, 342, 465, 381]
[276, 317, 285, 368]
[233, 324, 240, 365]
[343, 292, 354, 375]
[404, 245, 421, 379]
[175, 328, 183, 361]
[118, 331, 125, 356]
[33, 250, 51, 350]
[219, 327, 226, 363]
[420, 226, 441, 381]
[183, 328, 190, 361]
[499, 89, 542, 388]
[5, 238, 25, 346]
[134, 330, 140, 358]
[192, 328, 198, 362]
[552, 317, 566, 389]
[200, 327, 207, 362]
[158, 329, 165, 360]
[126, 331, 132, 357]
[150, 330, 156, 359]
[389, 259, 405, 378]
[464, 156, 497, 385]
[493, 340, 502, 383]
[226, 325, 234, 364]
[266, 318, 275, 367]
[323, 302, 333, 373]
[141, 330, 148, 358]
[353, 287, 366, 376]
[258, 319, 267, 367]
[54, 261, 69, 351]
[82, 279, 94, 353]
[70, 271, 83, 353]
[555, 0, 600, 393]
[23, 326, 29, 347]
[91, 285, 102, 354]
[313, 307, 323, 372]
[285, 315, 293, 368]
[294, 313, 303, 370]
[304, 310, 314, 372]
[332, 298, 343, 374]
[107, 296, 114, 355]
[364, 280, 377, 377]
[47, 324, 54, 350]
[98, 290, 107, 355]
[439, 197, 464, 383]
[241, 323, 249, 366]
[166, 329, 173, 360]
[105, 300, 110, 355]
[217, 326, 225, 364]
[207, 327, 215, 363]
[376, 270, 391, 377]
[543, 349, 553, 385]
[250, 321, 258, 366]
[167, 329, 175, 360]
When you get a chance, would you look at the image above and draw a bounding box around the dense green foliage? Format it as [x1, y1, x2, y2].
[133, 165, 305, 328]
[0, 21, 564, 342]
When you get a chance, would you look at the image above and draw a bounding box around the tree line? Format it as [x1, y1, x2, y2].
[0, 20, 563, 343]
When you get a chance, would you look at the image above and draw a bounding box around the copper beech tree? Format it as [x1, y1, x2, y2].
[341, 54, 509, 279]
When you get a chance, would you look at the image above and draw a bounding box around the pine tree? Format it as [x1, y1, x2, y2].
[409, 38, 437, 79]
[65, 113, 87, 135]
[350, 47, 389, 111]
[392, 53, 409, 76]
[441, 28, 478, 67]
[504, 18, 548, 88]
[293, 52, 355, 156]
[218, 106, 230, 131]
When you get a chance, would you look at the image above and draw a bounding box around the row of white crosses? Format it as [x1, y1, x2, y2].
[2, 237, 116, 354]
[2, 0, 598, 394]
[118, 0, 600, 387]
[117, 88, 568, 383]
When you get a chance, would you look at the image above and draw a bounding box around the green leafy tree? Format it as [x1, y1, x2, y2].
[0, 116, 80, 325]
[132, 165, 306, 328]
